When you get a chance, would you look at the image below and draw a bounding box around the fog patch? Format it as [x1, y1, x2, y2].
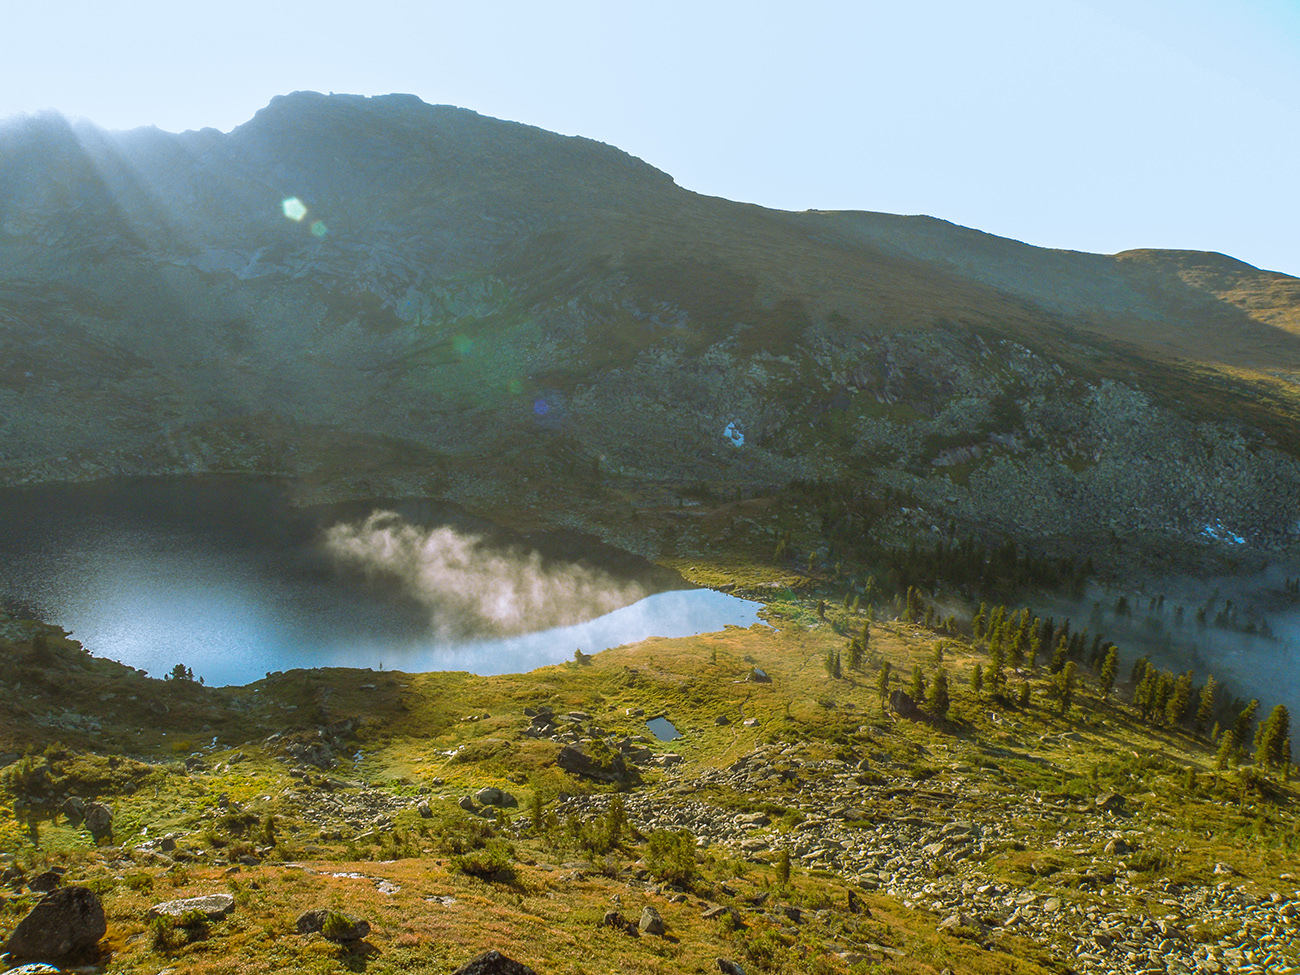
[1032, 566, 1300, 718]
[324, 511, 649, 638]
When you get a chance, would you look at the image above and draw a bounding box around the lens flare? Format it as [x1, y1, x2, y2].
[452, 334, 473, 355]
[310, 220, 328, 237]
[533, 398, 550, 416]
[281, 197, 307, 222]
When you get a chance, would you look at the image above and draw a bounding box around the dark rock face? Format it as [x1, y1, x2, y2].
[4, 886, 106, 961]
[451, 949, 540, 975]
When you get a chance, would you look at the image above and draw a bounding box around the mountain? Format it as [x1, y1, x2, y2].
[3, 90, 1300, 571]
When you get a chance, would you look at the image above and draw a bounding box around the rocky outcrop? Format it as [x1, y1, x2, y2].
[148, 893, 236, 921]
[4, 886, 106, 962]
[452, 949, 540, 975]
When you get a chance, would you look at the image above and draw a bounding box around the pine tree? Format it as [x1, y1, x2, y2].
[1017, 681, 1031, 708]
[1195, 675, 1218, 735]
[971, 663, 984, 700]
[1255, 705, 1291, 770]
[908, 665, 926, 703]
[1049, 635, 1069, 674]
[1100, 646, 1119, 701]
[1215, 728, 1235, 771]
[928, 667, 951, 719]
[1056, 661, 1077, 715]
[1166, 672, 1195, 728]
[972, 602, 988, 640]
[877, 661, 892, 710]
[1027, 632, 1042, 671]
[988, 643, 1005, 690]
[1234, 700, 1260, 753]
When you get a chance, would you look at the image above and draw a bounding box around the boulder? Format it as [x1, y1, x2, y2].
[28, 871, 62, 893]
[476, 786, 503, 806]
[556, 744, 632, 784]
[601, 910, 638, 935]
[83, 802, 112, 840]
[147, 893, 235, 921]
[718, 960, 747, 975]
[889, 690, 918, 718]
[748, 668, 771, 683]
[4, 886, 106, 961]
[451, 949, 539, 975]
[638, 906, 665, 936]
[416, 799, 433, 818]
[61, 796, 86, 825]
[296, 909, 371, 942]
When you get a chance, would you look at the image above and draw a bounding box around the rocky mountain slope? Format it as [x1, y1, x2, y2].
[4, 91, 1300, 568]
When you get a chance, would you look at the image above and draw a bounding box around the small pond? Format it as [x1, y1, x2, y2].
[646, 716, 682, 741]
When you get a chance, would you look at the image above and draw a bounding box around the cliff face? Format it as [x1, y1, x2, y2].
[3, 91, 1300, 561]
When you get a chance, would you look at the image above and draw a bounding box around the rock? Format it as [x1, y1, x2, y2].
[476, 787, 503, 806]
[295, 909, 371, 942]
[556, 744, 632, 783]
[83, 802, 112, 840]
[416, 799, 432, 818]
[702, 905, 742, 925]
[889, 690, 918, 718]
[1094, 792, 1125, 813]
[742, 718, 759, 727]
[638, 906, 665, 936]
[4, 886, 107, 961]
[459, 796, 478, 813]
[748, 668, 771, 683]
[451, 949, 540, 975]
[61, 796, 85, 825]
[147, 893, 236, 921]
[601, 910, 638, 935]
[3, 965, 64, 974]
[28, 871, 62, 894]
[717, 960, 747, 975]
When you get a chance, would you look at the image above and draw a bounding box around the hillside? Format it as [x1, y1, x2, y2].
[1, 593, 1297, 975]
[3, 92, 1300, 576]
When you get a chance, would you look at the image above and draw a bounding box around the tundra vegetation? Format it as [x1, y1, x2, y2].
[0, 510, 1297, 974]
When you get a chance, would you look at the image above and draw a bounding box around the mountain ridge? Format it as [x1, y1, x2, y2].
[3, 91, 1300, 573]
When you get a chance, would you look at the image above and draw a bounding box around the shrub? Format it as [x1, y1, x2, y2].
[645, 829, 696, 886]
[452, 837, 515, 878]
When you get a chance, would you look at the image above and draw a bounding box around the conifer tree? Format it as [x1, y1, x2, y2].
[972, 602, 988, 640]
[971, 663, 984, 700]
[1166, 672, 1195, 728]
[877, 661, 891, 710]
[1255, 704, 1291, 771]
[1056, 661, 1077, 715]
[908, 665, 926, 703]
[928, 667, 951, 719]
[1234, 700, 1260, 753]
[1195, 675, 1218, 735]
[1100, 646, 1119, 701]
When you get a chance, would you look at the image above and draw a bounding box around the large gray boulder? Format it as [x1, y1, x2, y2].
[4, 886, 106, 961]
[147, 893, 235, 921]
[452, 949, 539, 975]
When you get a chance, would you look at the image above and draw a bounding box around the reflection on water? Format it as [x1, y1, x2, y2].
[0, 478, 761, 686]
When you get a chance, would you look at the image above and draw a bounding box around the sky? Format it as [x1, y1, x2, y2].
[3, 0, 1299, 275]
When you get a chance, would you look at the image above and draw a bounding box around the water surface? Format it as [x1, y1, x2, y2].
[0, 478, 760, 685]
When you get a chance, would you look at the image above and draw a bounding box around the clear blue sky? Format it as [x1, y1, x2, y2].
[4, 0, 1299, 275]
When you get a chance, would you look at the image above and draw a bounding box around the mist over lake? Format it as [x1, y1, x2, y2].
[0, 478, 760, 686]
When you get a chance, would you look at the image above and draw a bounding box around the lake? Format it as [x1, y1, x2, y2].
[0, 477, 761, 686]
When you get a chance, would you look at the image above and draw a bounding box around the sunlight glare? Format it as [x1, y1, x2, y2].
[281, 197, 307, 222]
